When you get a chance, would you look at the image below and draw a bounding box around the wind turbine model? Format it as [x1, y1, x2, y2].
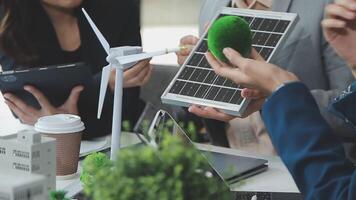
[82, 8, 182, 160]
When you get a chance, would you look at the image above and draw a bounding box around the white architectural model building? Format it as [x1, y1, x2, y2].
[0, 171, 46, 200]
[0, 130, 56, 195]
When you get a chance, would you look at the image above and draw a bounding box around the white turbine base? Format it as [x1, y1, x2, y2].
[110, 68, 124, 160]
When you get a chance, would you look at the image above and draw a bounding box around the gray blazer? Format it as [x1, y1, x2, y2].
[199, 0, 356, 138]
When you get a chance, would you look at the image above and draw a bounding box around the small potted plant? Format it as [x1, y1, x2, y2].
[49, 190, 70, 200]
[80, 120, 232, 200]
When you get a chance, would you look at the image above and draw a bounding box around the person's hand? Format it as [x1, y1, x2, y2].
[3, 85, 84, 125]
[188, 88, 266, 122]
[176, 35, 199, 65]
[207, 48, 299, 95]
[109, 59, 153, 90]
[322, 0, 356, 69]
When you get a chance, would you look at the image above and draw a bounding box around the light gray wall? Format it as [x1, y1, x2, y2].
[141, 0, 204, 26]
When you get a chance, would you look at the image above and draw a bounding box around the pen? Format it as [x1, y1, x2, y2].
[117, 46, 191, 65]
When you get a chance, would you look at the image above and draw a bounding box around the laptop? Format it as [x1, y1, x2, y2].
[147, 110, 268, 185]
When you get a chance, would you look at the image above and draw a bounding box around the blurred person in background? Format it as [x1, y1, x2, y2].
[0, 0, 152, 139]
[177, 0, 356, 163]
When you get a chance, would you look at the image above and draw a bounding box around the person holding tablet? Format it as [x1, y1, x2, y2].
[198, 1, 356, 198]
[0, 0, 152, 139]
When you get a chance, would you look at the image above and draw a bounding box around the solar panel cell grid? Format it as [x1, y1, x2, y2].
[196, 41, 209, 53]
[167, 12, 292, 110]
[195, 84, 209, 98]
[187, 54, 204, 66]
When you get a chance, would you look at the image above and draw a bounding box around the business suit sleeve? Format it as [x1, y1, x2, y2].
[310, 89, 355, 139]
[309, 18, 356, 138]
[262, 82, 356, 200]
[329, 83, 356, 129]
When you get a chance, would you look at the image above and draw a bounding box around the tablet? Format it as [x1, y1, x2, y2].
[0, 63, 95, 110]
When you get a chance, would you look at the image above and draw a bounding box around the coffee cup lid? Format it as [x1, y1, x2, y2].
[35, 114, 85, 134]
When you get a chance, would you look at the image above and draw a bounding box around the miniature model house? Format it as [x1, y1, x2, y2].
[0, 130, 56, 195]
[0, 171, 46, 200]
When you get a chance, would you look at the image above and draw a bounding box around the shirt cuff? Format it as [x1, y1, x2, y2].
[328, 81, 356, 130]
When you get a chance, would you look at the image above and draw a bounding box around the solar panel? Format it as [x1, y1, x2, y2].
[161, 7, 299, 116]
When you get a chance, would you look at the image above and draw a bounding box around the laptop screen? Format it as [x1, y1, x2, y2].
[147, 110, 268, 184]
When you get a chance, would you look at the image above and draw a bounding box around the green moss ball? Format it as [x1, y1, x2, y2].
[208, 16, 252, 62]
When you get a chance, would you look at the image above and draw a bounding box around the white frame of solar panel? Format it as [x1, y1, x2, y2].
[161, 7, 299, 117]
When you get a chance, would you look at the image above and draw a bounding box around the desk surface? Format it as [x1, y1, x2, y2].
[57, 134, 299, 197]
[196, 144, 299, 193]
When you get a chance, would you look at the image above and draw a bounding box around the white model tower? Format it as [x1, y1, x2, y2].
[0, 130, 56, 195]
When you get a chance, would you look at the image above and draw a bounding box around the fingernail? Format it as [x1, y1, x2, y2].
[223, 48, 232, 54]
[24, 86, 30, 90]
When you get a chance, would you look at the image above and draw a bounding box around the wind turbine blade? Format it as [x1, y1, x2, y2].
[82, 8, 110, 55]
[97, 65, 111, 119]
[117, 47, 181, 65]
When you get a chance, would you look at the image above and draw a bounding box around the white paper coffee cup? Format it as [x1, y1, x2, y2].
[35, 114, 85, 176]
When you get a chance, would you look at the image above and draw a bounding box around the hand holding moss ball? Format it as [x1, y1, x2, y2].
[208, 16, 252, 62]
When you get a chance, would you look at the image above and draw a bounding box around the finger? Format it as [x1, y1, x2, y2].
[124, 59, 151, 79]
[125, 64, 151, 87]
[5, 100, 36, 125]
[178, 56, 188, 66]
[325, 4, 356, 20]
[24, 85, 53, 109]
[188, 105, 234, 122]
[206, 52, 231, 78]
[242, 99, 265, 118]
[322, 19, 347, 29]
[141, 65, 153, 85]
[335, 0, 356, 11]
[63, 85, 84, 111]
[223, 48, 250, 71]
[241, 88, 266, 99]
[207, 52, 250, 85]
[177, 45, 195, 56]
[3, 93, 38, 114]
[178, 36, 199, 57]
[180, 35, 199, 46]
[224, 47, 264, 77]
[203, 107, 235, 122]
[250, 48, 265, 62]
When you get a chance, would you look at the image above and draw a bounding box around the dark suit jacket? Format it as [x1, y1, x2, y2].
[262, 82, 356, 200]
[0, 0, 144, 139]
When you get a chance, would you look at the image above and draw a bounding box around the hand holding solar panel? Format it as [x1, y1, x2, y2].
[188, 49, 268, 122]
[162, 7, 298, 117]
[206, 48, 300, 95]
